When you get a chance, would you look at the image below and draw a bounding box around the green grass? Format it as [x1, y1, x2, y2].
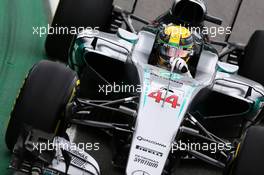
[0, 0, 47, 173]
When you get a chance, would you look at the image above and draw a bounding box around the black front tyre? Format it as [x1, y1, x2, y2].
[238, 30, 264, 86]
[230, 126, 264, 175]
[45, 0, 113, 61]
[5, 60, 78, 150]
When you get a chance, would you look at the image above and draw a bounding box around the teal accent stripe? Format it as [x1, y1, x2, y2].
[143, 68, 151, 107]
[253, 96, 264, 112]
[178, 86, 195, 117]
[179, 98, 187, 116]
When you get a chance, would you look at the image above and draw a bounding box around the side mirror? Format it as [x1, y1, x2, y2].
[217, 61, 239, 74]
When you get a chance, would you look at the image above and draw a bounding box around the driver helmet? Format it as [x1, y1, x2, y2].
[157, 24, 194, 68]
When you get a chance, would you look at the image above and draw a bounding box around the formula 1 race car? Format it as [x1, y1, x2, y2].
[5, 0, 264, 175]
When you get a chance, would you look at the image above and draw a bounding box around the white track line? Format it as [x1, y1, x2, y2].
[47, 0, 59, 22]
[48, 0, 59, 17]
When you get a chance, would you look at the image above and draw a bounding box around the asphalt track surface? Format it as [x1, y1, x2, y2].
[0, 0, 263, 174]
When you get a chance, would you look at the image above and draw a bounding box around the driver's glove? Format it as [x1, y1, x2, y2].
[170, 57, 193, 78]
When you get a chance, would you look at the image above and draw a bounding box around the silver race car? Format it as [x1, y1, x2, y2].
[5, 0, 264, 175]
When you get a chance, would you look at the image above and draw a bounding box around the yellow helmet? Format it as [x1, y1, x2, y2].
[157, 25, 194, 67]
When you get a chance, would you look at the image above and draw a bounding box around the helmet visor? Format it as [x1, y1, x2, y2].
[160, 45, 192, 61]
